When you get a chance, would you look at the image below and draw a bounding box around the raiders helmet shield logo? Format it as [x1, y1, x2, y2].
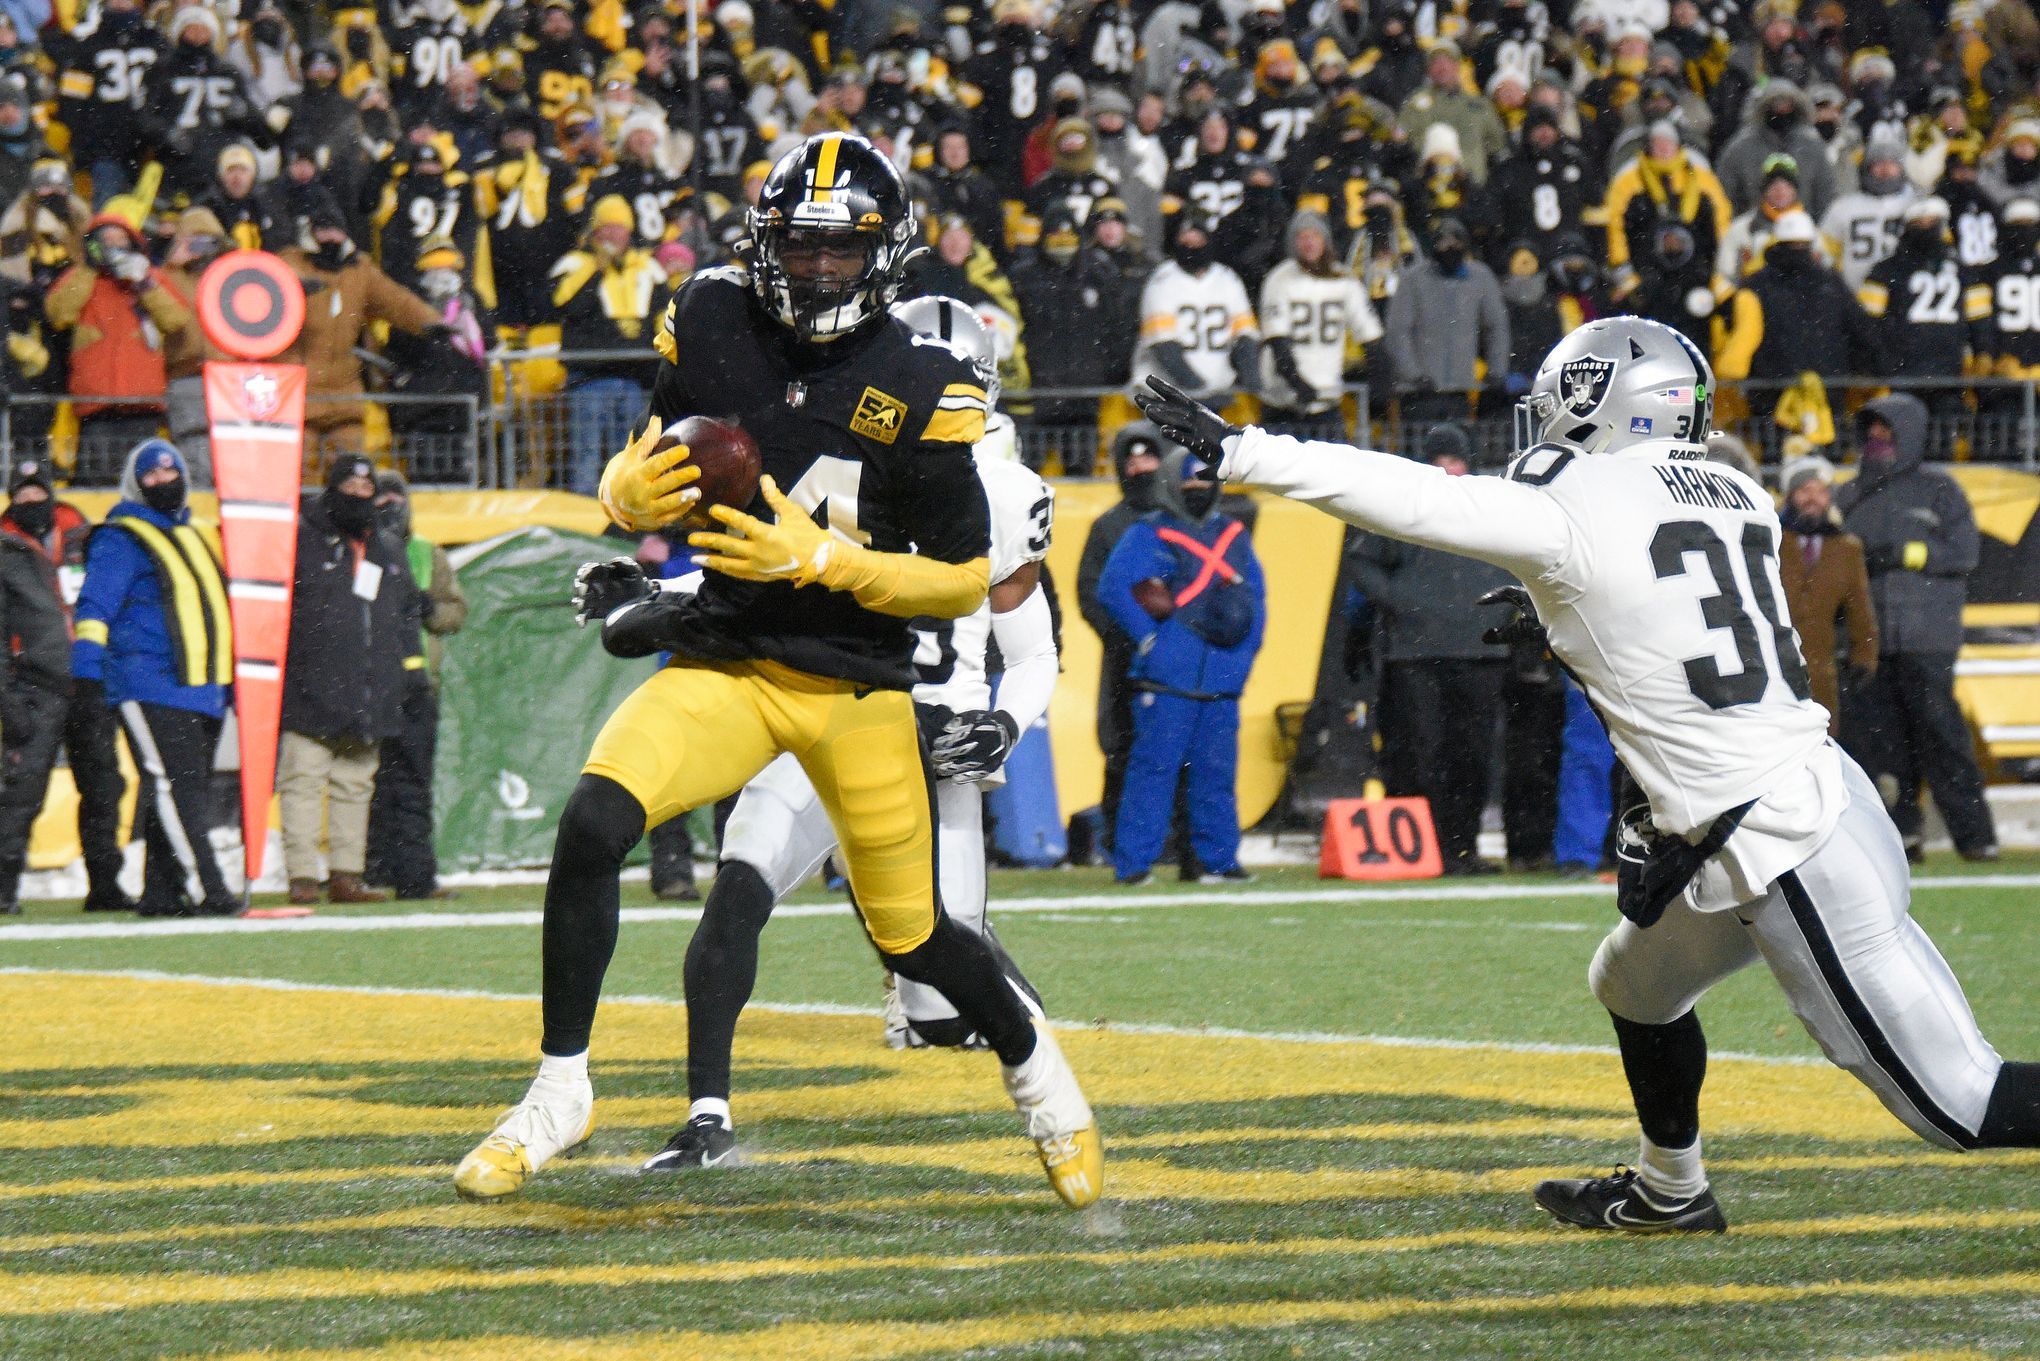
[1559, 357, 1617, 416]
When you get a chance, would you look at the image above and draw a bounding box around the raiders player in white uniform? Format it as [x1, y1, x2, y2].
[641, 298, 1060, 1171]
[1137, 316, 2040, 1231]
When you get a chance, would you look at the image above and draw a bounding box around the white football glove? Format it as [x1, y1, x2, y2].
[928, 708, 1020, 782]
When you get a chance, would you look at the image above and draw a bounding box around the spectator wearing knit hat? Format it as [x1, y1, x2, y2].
[141, 5, 268, 208]
[193, 143, 273, 253]
[1088, 85, 1167, 247]
[551, 195, 666, 494]
[1719, 80, 1838, 218]
[1717, 208, 1886, 395]
[1257, 208, 1380, 421]
[1822, 131, 1917, 290]
[1777, 453, 1878, 739]
[1382, 216, 1508, 422]
[158, 207, 234, 488]
[279, 453, 425, 906]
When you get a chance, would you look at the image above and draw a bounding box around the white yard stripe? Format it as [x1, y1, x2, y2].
[0, 875, 2031, 944]
[0, 967, 1829, 1067]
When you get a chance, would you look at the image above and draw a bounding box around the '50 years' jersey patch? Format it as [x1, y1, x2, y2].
[850, 386, 907, 444]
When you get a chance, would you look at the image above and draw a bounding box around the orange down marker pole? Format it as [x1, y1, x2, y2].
[197, 251, 308, 893]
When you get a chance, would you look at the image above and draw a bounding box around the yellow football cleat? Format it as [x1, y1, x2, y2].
[453, 1070, 594, 1202]
[1002, 1021, 1105, 1209]
[1036, 1122, 1105, 1209]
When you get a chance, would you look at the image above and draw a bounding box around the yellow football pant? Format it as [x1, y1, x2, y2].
[584, 658, 938, 952]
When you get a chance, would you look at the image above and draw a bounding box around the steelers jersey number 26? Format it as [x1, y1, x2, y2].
[1649, 519, 1812, 711]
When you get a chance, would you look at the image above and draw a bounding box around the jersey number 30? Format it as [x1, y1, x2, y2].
[1651, 520, 1811, 709]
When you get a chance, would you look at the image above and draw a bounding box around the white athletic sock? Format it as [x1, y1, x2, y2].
[690, 1097, 732, 1129]
[1636, 1132, 1707, 1202]
[1002, 1022, 1057, 1099]
[537, 1051, 588, 1087]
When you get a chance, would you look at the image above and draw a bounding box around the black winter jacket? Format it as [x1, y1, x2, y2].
[281, 496, 424, 743]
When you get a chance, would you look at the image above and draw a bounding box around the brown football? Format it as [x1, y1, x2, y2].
[657, 415, 761, 522]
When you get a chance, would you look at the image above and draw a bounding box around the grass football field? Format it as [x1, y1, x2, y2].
[5, 857, 2040, 1359]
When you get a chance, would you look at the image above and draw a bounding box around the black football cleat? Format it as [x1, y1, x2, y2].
[640, 1114, 739, 1172]
[1534, 1166, 1728, 1233]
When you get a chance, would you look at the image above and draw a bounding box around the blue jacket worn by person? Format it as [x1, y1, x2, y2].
[1098, 485, 1266, 701]
[1097, 450, 1266, 882]
[70, 441, 231, 718]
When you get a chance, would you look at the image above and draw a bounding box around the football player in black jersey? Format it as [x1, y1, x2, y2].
[455, 133, 1102, 1211]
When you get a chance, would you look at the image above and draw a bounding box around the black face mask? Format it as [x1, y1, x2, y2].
[2005, 224, 2040, 258]
[8, 499, 53, 538]
[375, 499, 410, 537]
[142, 477, 186, 516]
[1764, 107, 1797, 135]
[1122, 468, 1160, 510]
[254, 17, 285, 45]
[1779, 502, 1833, 536]
[1172, 240, 1213, 270]
[324, 488, 377, 536]
[1180, 479, 1220, 519]
[1769, 243, 1813, 271]
[312, 237, 353, 269]
[1900, 225, 1944, 255]
[1433, 242, 1466, 271]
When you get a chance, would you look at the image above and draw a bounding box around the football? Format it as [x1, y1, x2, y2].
[658, 415, 761, 521]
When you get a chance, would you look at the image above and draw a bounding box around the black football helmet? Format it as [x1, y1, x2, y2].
[746, 133, 920, 342]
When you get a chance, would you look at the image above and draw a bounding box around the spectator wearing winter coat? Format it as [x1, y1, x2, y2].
[1836, 395, 1999, 861]
[278, 454, 426, 905]
[1603, 123, 1734, 298]
[70, 440, 235, 917]
[1777, 453, 1878, 738]
[925, 126, 1007, 259]
[1395, 41, 1508, 184]
[1627, 218, 1719, 356]
[1820, 133, 1917, 290]
[275, 193, 442, 458]
[1347, 424, 1516, 873]
[1717, 80, 1838, 219]
[552, 195, 667, 493]
[1098, 448, 1265, 885]
[1979, 118, 2040, 207]
[44, 209, 195, 480]
[158, 208, 233, 488]
[1010, 203, 1127, 430]
[1383, 216, 1509, 422]
[1077, 422, 1166, 857]
[1088, 86, 1167, 248]
[0, 457, 132, 914]
[1715, 211, 1886, 385]
[0, 73, 44, 207]
[363, 470, 464, 901]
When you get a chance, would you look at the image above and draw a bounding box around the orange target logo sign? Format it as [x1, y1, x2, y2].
[197, 251, 307, 360]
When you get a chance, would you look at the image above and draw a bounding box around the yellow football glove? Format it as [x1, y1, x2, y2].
[690, 475, 990, 617]
[597, 417, 701, 531]
[689, 474, 832, 584]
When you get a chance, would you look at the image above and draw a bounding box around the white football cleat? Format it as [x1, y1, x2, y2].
[453, 1068, 595, 1202]
[881, 972, 921, 1049]
[1002, 1020, 1104, 1209]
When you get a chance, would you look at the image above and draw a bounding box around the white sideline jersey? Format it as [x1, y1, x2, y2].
[1229, 429, 1844, 909]
[912, 456, 1054, 712]
[1132, 260, 1259, 393]
[1257, 260, 1381, 412]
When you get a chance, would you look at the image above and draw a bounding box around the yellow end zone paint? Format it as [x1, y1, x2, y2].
[172, 1274, 2040, 1361]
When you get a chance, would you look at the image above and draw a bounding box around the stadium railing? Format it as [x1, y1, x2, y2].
[0, 392, 486, 486]
[10, 368, 2034, 489]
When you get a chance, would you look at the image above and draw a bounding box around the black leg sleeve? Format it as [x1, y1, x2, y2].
[540, 774, 646, 1056]
[1975, 1061, 2040, 1148]
[683, 860, 775, 1103]
[882, 915, 1038, 1068]
[1611, 1008, 1707, 1150]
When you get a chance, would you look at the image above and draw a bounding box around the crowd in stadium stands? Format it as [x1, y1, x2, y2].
[4, 0, 2040, 478]
[0, 0, 2015, 909]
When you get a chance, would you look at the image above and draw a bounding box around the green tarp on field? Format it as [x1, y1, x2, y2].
[433, 527, 655, 871]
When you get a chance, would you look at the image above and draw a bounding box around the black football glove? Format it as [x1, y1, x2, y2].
[1135, 376, 1241, 467]
[1478, 585, 1546, 648]
[928, 709, 1020, 781]
[572, 557, 654, 627]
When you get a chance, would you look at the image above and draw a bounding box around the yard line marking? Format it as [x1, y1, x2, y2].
[1, 873, 2030, 943]
[169, 1277, 2040, 1361]
[0, 966, 1835, 1067]
[5, 1145, 2036, 1209]
[11, 1214, 2040, 1318]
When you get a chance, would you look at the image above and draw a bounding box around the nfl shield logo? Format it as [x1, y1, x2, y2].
[1558, 357, 1616, 417]
[242, 371, 280, 420]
